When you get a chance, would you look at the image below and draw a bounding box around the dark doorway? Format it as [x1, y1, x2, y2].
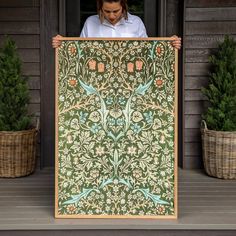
[65, 0, 157, 37]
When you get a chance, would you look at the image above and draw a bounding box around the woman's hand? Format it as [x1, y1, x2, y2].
[52, 34, 63, 48]
[171, 35, 181, 50]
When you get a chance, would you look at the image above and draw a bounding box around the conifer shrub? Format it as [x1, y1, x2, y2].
[202, 35, 236, 131]
[0, 37, 31, 131]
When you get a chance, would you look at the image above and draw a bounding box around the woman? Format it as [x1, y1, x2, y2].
[52, 0, 181, 49]
[80, 0, 147, 38]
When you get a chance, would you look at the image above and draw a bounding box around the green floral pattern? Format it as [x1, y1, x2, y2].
[56, 40, 177, 217]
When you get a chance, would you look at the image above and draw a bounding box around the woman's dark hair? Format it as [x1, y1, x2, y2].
[97, 0, 128, 22]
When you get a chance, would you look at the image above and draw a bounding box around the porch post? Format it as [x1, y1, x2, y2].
[40, 0, 59, 167]
[144, 0, 157, 36]
[59, 0, 66, 35]
[158, 0, 167, 36]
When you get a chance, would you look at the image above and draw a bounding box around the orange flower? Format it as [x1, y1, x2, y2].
[157, 205, 166, 214]
[68, 44, 77, 57]
[68, 78, 77, 87]
[155, 78, 163, 88]
[135, 60, 143, 71]
[156, 44, 164, 57]
[98, 62, 105, 72]
[88, 59, 96, 70]
[70, 47, 76, 54]
[127, 62, 134, 72]
[67, 205, 76, 214]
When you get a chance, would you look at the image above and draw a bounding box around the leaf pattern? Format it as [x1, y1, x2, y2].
[56, 40, 177, 217]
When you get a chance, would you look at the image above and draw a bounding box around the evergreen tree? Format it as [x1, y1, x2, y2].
[0, 37, 31, 131]
[202, 35, 236, 131]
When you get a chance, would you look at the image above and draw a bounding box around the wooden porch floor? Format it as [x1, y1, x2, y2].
[0, 168, 236, 234]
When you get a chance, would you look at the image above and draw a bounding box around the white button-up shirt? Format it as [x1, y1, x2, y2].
[80, 13, 148, 38]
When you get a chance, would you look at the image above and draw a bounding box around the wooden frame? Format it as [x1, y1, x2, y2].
[55, 37, 178, 219]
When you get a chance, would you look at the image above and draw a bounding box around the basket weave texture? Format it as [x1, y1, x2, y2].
[201, 121, 236, 179]
[0, 129, 37, 178]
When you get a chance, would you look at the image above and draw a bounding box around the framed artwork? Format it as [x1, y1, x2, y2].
[55, 38, 178, 219]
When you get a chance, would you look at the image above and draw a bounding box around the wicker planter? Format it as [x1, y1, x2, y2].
[201, 121, 236, 179]
[0, 129, 37, 178]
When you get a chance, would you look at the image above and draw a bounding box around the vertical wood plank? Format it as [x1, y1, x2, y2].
[40, 0, 59, 167]
[0, 0, 41, 166]
[183, 0, 236, 169]
[0, 0, 39, 7]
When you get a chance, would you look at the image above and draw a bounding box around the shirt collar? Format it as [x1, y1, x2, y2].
[102, 13, 133, 27]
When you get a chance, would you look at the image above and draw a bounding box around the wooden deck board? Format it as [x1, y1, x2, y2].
[0, 168, 236, 231]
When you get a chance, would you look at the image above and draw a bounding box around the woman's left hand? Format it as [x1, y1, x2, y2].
[171, 35, 181, 50]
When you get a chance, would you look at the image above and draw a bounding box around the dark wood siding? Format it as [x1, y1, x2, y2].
[40, 0, 59, 167]
[166, 0, 184, 168]
[166, 0, 181, 36]
[183, 0, 236, 168]
[0, 0, 40, 120]
[0, 0, 40, 159]
[0, 0, 59, 167]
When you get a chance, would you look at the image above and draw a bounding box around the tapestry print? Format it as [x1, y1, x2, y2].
[55, 38, 178, 218]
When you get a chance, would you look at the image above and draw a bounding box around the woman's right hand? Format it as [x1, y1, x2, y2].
[52, 34, 63, 48]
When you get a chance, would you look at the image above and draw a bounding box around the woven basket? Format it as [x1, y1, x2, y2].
[201, 120, 236, 179]
[0, 128, 38, 178]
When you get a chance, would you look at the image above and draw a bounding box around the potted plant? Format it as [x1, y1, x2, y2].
[0, 37, 38, 177]
[201, 35, 236, 179]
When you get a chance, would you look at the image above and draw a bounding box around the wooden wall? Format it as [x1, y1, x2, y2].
[0, 0, 40, 125]
[183, 0, 236, 168]
[0, 0, 40, 160]
[0, 0, 59, 168]
[166, 0, 181, 36]
[3, 0, 236, 169]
